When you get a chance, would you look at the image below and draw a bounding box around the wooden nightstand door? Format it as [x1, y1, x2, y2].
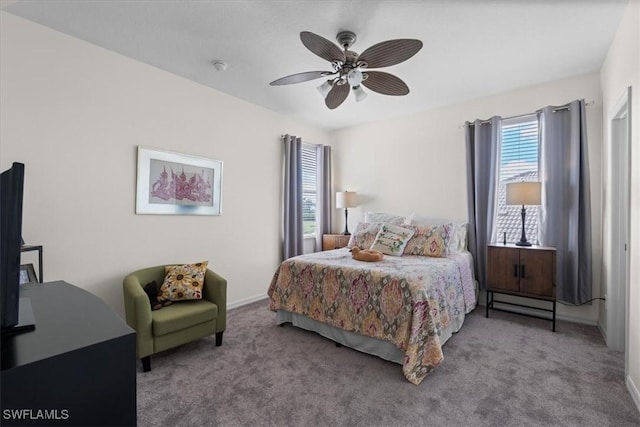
[487, 246, 520, 292]
[519, 249, 555, 297]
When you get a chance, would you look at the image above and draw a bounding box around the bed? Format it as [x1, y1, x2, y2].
[268, 220, 476, 385]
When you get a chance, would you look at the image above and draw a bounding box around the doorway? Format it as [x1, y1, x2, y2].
[607, 87, 631, 376]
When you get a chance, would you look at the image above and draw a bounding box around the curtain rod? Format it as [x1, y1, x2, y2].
[461, 100, 594, 128]
[281, 134, 319, 147]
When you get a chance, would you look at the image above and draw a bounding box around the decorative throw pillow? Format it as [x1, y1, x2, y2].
[159, 261, 208, 301]
[369, 223, 415, 256]
[403, 224, 453, 257]
[364, 211, 407, 225]
[347, 222, 383, 249]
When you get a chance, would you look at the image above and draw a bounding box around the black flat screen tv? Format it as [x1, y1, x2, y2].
[1, 162, 34, 336]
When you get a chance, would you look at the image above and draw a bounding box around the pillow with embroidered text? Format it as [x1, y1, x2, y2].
[369, 223, 415, 256]
[159, 261, 208, 301]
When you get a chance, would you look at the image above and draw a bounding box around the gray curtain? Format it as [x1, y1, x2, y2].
[315, 145, 332, 252]
[538, 100, 592, 304]
[465, 117, 501, 290]
[283, 134, 303, 260]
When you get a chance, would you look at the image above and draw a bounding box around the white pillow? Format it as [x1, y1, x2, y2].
[364, 211, 407, 225]
[369, 223, 415, 256]
[406, 214, 453, 226]
[449, 223, 468, 253]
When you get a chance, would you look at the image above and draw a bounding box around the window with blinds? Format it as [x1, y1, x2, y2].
[495, 115, 540, 244]
[301, 144, 317, 236]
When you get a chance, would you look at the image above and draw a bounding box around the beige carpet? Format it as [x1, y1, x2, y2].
[137, 301, 639, 426]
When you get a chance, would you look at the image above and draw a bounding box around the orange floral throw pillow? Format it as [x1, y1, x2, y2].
[403, 224, 452, 257]
[159, 261, 208, 301]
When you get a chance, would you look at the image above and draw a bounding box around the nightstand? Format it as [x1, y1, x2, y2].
[322, 234, 351, 251]
[486, 244, 557, 331]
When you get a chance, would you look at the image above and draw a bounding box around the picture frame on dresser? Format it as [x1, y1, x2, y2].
[19, 264, 38, 285]
[136, 146, 223, 215]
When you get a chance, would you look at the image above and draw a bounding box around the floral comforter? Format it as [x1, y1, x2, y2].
[268, 248, 476, 385]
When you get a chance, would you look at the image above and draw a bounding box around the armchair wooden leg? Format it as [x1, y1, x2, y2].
[141, 356, 151, 372]
[215, 331, 224, 347]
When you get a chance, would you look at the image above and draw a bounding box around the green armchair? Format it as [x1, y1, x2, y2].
[123, 265, 227, 372]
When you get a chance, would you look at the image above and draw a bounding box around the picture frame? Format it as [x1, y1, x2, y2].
[136, 146, 223, 215]
[19, 264, 38, 285]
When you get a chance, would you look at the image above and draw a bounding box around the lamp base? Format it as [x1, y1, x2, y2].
[515, 205, 532, 247]
[342, 208, 350, 236]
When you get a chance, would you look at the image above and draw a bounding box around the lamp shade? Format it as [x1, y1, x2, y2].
[352, 85, 368, 102]
[317, 80, 333, 98]
[336, 191, 357, 209]
[506, 181, 541, 206]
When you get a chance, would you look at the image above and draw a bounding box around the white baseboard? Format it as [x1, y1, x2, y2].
[228, 294, 268, 310]
[597, 320, 608, 344]
[627, 374, 640, 413]
[556, 312, 598, 326]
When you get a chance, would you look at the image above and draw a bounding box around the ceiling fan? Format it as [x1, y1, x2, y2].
[270, 31, 423, 109]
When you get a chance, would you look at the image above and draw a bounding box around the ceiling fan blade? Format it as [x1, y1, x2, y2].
[300, 31, 346, 63]
[362, 71, 410, 96]
[270, 71, 331, 86]
[325, 83, 350, 109]
[358, 39, 423, 68]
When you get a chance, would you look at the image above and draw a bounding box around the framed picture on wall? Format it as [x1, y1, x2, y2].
[136, 146, 223, 215]
[19, 264, 38, 285]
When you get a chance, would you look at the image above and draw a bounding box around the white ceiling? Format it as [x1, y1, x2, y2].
[1, 0, 629, 131]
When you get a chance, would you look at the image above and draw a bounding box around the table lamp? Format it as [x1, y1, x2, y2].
[506, 181, 541, 246]
[336, 191, 357, 235]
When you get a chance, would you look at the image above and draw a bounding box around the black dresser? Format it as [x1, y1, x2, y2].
[1, 281, 136, 426]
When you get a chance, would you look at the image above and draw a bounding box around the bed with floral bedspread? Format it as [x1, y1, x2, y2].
[267, 247, 476, 385]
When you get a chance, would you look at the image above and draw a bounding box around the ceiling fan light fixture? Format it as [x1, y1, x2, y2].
[347, 69, 363, 87]
[353, 85, 368, 102]
[317, 80, 333, 98]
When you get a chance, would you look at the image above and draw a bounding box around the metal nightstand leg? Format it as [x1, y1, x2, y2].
[486, 290, 492, 318]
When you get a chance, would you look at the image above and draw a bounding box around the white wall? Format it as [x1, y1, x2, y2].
[330, 73, 604, 325]
[600, 0, 640, 410]
[3, 10, 637, 404]
[0, 12, 331, 317]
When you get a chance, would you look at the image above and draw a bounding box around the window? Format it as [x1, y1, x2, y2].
[495, 115, 540, 244]
[301, 144, 317, 236]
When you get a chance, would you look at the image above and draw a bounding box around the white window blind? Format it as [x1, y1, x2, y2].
[495, 116, 540, 244]
[301, 144, 317, 236]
